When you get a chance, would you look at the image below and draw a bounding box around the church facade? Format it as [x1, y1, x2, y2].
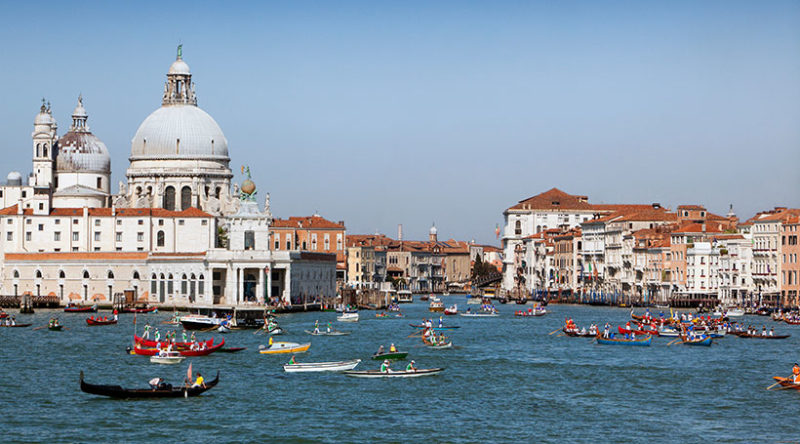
[0, 49, 336, 307]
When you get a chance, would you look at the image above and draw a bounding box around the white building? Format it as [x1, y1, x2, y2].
[0, 49, 336, 307]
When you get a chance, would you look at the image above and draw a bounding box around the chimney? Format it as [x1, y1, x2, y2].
[652, 203, 661, 209]
[398, 224, 403, 241]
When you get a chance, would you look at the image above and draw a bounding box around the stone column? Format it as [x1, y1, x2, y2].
[237, 267, 244, 305]
[266, 264, 273, 305]
[258, 267, 265, 304]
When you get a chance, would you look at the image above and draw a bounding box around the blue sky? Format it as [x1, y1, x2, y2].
[0, 1, 798, 244]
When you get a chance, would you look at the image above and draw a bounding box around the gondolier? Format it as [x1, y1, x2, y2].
[154, 329, 160, 342]
[143, 324, 151, 339]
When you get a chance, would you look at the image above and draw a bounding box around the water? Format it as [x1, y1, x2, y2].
[1, 298, 797, 443]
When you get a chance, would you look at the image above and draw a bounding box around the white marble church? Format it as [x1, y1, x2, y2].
[0, 48, 336, 307]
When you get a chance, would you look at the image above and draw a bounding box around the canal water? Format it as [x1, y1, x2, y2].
[0, 297, 797, 443]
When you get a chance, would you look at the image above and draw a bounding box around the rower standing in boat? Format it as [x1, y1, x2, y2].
[190, 332, 196, 343]
[326, 322, 332, 333]
[313, 320, 320, 334]
[113, 309, 118, 321]
[770, 327, 775, 336]
[154, 328, 160, 343]
[143, 324, 151, 339]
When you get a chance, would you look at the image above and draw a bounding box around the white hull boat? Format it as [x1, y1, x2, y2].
[344, 368, 444, 378]
[460, 312, 499, 318]
[337, 313, 359, 322]
[283, 359, 361, 373]
[426, 342, 452, 349]
[305, 330, 350, 336]
[149, 353, 185, 365]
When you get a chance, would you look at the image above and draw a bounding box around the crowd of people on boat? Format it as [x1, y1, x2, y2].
[422, 327, 448, 346]
[312, 320, 334, 334]
[2, 316, 17, 326]
[48, 318, 60, 328]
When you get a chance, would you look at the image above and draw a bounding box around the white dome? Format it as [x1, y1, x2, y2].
[6, 171, 22, 185]
[130, 105, 229, 160]
[56, 131, 111, 173]
[34, 110, 54, 126]
[169, 58, 191, 75]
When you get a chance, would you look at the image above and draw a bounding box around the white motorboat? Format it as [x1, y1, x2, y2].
[179, 315, 223, 330]
[343, 368, 444, 378]
[658, 327, 680, 337]
[713, 307, 745, 317]
[337, 312, 359, 322]
[149, 351, 185, 365]
[283, 359, 361, 373]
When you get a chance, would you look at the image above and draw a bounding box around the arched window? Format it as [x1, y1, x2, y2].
[151, 274, 157, 295]
[198, 274, 205, 294]
[515, 220, 522, 236]
[181, 186, 192, 211]
[181, 274, 188, 294]
[13, 270, 19, 279]
[190, 273, 196, 296]
[59, 270, 65, 279]
[107, 270, 114, 279]
[133, 271, 140, 280]
[36, 143, 41, 156]
[43, 144, 48, 157]
[167, 274, 174, 294]
[35, 270, 42, 279]
[163, 186, 176, 211]
[83, 270, 90, 279]
[157, 231, 165, 247]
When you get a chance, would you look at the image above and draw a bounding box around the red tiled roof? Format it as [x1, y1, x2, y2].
[508, 188, 593, 211]
[0, 205, 212, 218]
[677, 205, 706, 211]
[272, 216, 345, 229]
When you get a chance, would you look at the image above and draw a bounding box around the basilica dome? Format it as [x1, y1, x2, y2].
[56, 96, 110, 173]
[130, 105, 229, 160]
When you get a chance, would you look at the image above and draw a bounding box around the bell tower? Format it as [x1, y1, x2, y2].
[31, 99, 58, 188]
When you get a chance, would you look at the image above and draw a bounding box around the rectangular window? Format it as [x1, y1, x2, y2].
[26, 219, 31, 225]
[137, 247, 144, 251]
[159, 219, 164, 226]
[25, 232, 31, 241]
[7, 232, 13, 241]
[178, 220, 185, 226]
[94, 247, 100, 252]
[38, 203, 44, 211]
[73, 219, 79, 225]
[201, 220, 208, 226]
[244, 231, 255, 250]
[116, 220, 121, 225]
[96, 177, 102, 189]
[94, 232, 101, 241]
[94, 219, 101, 227]
[138, 220, 143, 225]
[137, 232, 144, 242]
[168, 280, 174, 294]
[72, 232, 79, 241]
[54, 232, 61, 241]
[38, 224, 43, 231]
[55, 219, 60, 225]
[116, 232, 122, 242]
[274, 240, 280, 250]
[199, 279, 204, 294]
[116, 247, 122, 252]
[72, 247, 78, 252]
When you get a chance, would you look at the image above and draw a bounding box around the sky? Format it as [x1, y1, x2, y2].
[0, 1, 798, 244]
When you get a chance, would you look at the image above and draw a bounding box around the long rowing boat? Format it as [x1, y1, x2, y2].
[596, 334, 652, 346]
[409, 324, 459, 330]
[344, 368, 444, 378]
[134, 335, 213, 349]
[86, 317, 117, 326]
[80, 371, 218, 398]
[304, 330, 350, 336]
[681, 336, 712, 346]
[132, 338, 225, 356]
[737, 333, 790, 340]
[0, 323, 32, 328]
[283, 359, 361, 373]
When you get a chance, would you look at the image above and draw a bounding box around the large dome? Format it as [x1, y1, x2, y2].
[130, 105, 229, 160]
[57, 132, 111, 173]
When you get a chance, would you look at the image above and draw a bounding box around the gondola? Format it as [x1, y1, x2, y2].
[737, 333, 790, 339]
[371, 351, 408, 361]
[122, 306, 158, 313]
[64, 305, 97, 313]
[79, 371, 219, 398]
[86, 317, 117, 326]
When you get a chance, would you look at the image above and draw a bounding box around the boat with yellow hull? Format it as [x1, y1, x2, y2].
[259, 342, 311, 355]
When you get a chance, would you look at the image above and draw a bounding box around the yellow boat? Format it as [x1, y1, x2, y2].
[259, 341, 311, 354]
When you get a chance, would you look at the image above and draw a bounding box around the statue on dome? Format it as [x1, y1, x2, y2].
[239, 165, 257, 202]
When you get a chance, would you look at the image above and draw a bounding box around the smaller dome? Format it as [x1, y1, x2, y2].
[169, 58, 191, 75]
[430, 224, 438, 235]
[72, 97, 87, 118]
[56, 132, 111, 173]
[35, 110, 54, 126]
[6, 171, 22, 186]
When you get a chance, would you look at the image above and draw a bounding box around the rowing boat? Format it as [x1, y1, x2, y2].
[0, 323, 32, 328]
[80, 371, 218, 398]
[596, 335, 652, 346]
[459, 312, 499, 318]
[681, 336, 712, 346]
[305, 330, 350, 336]
[86, 317, 117, 326]
[65, 305, 97, 313]
[283, 359, 361, 373]
[409, 324, 459, 330]
[134, 335, 213, 349]
[618, 326, 659, 336]
[772, 376, 800, 390]
[259, 341, 311, 354]
[371, 351, 408, 361]
[133, 338, 225, 356]
[737, 333, 790, 340]
[563, 328, 596, 337]
[344, 368, 444, 378]
[48, 325, 64, 331]
[424, 341, 452, 349]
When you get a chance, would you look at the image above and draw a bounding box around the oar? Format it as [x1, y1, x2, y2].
[548, 328, 562, 335]
[767, 376, 793, 390]
[32, 326, 47, 331]
[556, 334, 564, 337]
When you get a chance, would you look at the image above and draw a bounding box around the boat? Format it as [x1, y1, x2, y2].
[658, 327, 680, 337]
[424, 341, 452, 349]
[259, 341, 311, 354]
[149, 351, 186, 365]
[132, 338, 225, 356]
[681, 335, 712, 346]
[217, 325, 231, 333]
[419, 294, 430, 302]
[337, 312, 359, 323]
[283, 359, 361, 373]
[375, 312, 390, 319]
[459, 312, 499, 318]
[305, 329, 350, 336]
[0, 323, 32, 328]
[134, 334, 213, 349]
[218, 347, 247, 353]
[179, 314, 223, 330]
[86, 317, 117, 326]
[618, 326, 659, 336]
[371, 351, 408, 361]
[515, 308, 547, 317]
[64, 304, 97, 313]
[444, 305, 458, 315]
[80, 371, 219, 398]
[596, 334, 652, 346]
[409, 324, 460, 330]
[122, 306, 157, 313]
[396, 290, 413, 303]
[772, 376, 800, 390]
[48, 325, 64, 331]
[515, 298, 528, 305]
[343, 368, 444, 378]
[429, 298, 444, 312]
[713, 307, 745, 318]
[737, 333, 790, 339]
[0, 311, 7, 319]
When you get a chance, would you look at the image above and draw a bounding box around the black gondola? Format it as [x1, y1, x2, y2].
[80, 371, 219, 398]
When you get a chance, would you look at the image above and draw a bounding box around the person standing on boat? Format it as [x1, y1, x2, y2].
[112, 309, 118, 321]
[603, 323, 610, 339]
[769, 327, 775, 336]
[438, 316, 443, 328]
[326, 322, 332, 333]
[313, 320, 320, 334]
[406, 360, 417, 372]
[380, 360, 391, 373]
[182, 330, 188, 343]
[143, 324, 151, 339]
[792, 363, 800, 383]
[154, 328, 160, 343]
[10, 316, 15, 326]
[190, 332, 196, 343]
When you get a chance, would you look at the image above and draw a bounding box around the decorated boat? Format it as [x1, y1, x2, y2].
[343, 368, 444, 378]
[371, 351, 408, 361]
[132, 338, 225, 356]
[80, 371, 219, 398]
[65, 304, 97, 313]
[618, 326, 659, 336]
[681, 335, 712, 346]
[305, 329, 350, 336]
[444, 305, 458, 315]
[134, 335, 213, 349]
[596, 334, 652, 346]
[86, 317, 117, 326]
[337, 312, 359, 323]
[259, 341, 311, 355]
[283, 359, 361, 373]
[149, 351, 185, 365]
